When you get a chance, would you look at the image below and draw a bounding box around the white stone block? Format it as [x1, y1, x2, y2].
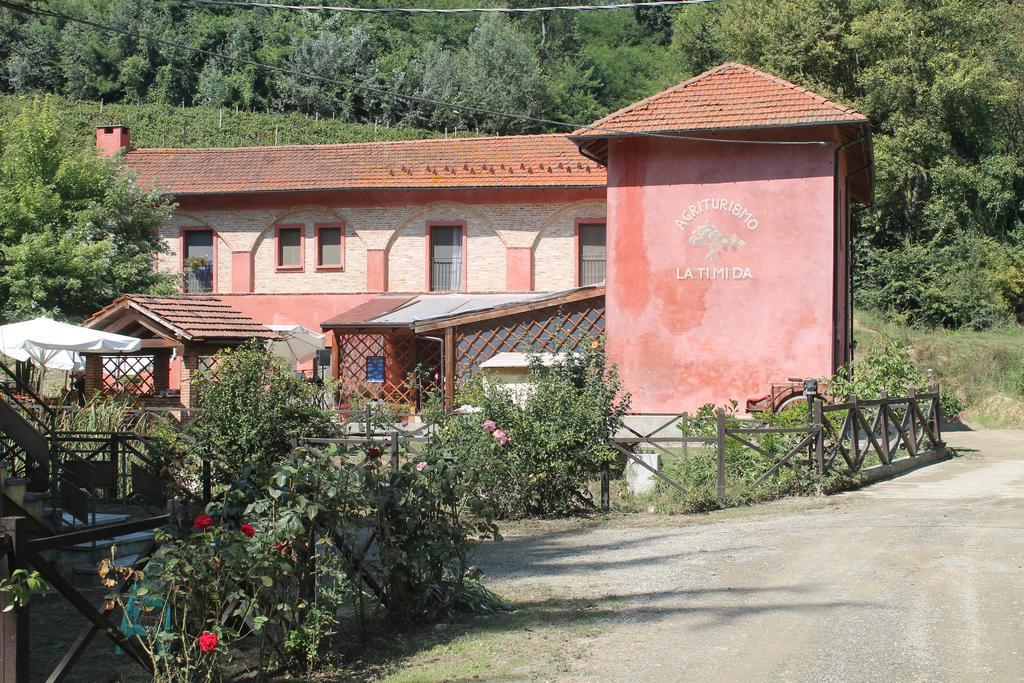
[625, 450, 658, 495]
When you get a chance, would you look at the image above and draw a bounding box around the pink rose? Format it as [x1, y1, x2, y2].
[492, 429, 509, 446]
[416, 461, 428, 472]
[482, 419, 497, 433]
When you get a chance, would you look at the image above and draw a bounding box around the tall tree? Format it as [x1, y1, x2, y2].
[0, 100, 174, 322]
[458, 14, 545, 134]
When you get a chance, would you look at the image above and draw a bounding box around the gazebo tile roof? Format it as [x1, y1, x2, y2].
[85, 295, 278, 342]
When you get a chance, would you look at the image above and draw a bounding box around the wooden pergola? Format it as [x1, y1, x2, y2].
[322, 286, 605, 408]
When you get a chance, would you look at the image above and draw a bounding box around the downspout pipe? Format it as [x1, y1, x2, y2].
[832, 126, 870, 371]
[844, 161, 873, 367]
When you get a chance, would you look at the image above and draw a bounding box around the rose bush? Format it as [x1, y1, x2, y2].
[440, 339, 629, 518]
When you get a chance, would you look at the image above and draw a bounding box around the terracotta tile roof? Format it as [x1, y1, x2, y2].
[85, 295, 279, 342]
[572, 62, 867, 139]
[124, 134, 605, 195]
[321, 296, 416, 329]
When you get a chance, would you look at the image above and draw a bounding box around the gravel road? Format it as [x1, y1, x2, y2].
[475, 429, 1024, 681]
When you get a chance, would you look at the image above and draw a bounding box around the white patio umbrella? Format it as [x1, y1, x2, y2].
[0, 317, 141, 371]
[267, 324, 326, 366]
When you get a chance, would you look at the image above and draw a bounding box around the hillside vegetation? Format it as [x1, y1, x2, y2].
[0, 94, 445, 148]
[855, 312, 1024, 428]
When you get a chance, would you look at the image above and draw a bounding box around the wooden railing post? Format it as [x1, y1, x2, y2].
[48, 432, 59, 500]
[715, 409, 726, 508]
[111, 432, 125, 502]
[600, 460, 610, 512]
[390, 431, 400, 473]
[930, 383, 944, 446]
[1, 516, 30, 683]
[848, 395, 860, 471]
[879, 391, 891, 464]
[812, 398, 824, 476]
[907, 387, 918, 456]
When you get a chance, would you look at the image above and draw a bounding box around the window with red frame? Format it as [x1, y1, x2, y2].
[183, 229, 214, 293]
[578, 222, 606, 286]
[429, 224, 463, 291]
[316, 226, 344, 270]
[277, 226, 303, 269]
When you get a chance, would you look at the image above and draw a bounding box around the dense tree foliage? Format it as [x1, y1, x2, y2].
[2, 0, 1023, 328]
[0, 100, 173, 322]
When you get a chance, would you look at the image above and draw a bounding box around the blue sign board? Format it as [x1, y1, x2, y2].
[366, 356, 385, 383]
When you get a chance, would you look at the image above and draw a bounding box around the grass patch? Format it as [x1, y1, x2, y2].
[855, 311, 1024, 427]
[29, 583, 618, 682]
[354, 588, 623, 682]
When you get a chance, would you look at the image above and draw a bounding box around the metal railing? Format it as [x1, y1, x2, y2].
[430, 257, 462, 291]
[579, 256, 606, 286]
[184, 264, 213, 293]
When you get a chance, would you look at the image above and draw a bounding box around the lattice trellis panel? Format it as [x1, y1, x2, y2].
[196, 356, 224, 383]
[338, 334, 441, 406]
[454, 297, 605, 378]
[102, 356, 155, 396]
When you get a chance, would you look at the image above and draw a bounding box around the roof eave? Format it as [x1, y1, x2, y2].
[321, 322, 415, 331]
[147, 183, 607, 197]
[568, 118, 870, 143]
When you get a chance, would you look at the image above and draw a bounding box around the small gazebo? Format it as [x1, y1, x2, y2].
[83, 295, 280, 409]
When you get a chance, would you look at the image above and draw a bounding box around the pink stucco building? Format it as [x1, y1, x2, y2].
[572, 63, 871, 412]
[90, 62, 871, 413]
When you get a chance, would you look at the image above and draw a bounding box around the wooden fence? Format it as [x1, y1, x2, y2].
[609, 386, 946, 508]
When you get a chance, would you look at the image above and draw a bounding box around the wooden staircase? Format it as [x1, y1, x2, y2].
[1, 359, 170, 537]
[0, 464, 51, 532]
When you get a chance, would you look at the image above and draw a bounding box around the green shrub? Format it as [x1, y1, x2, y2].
[650, 404, 819, 513]
[54, 393, 141, 432]
[828, 336, 965, 417]
[855, 235, 1014, 331]
[188, 341, 338, 493]
[444, 340, 629, 518]
[108, 435, 502, 679]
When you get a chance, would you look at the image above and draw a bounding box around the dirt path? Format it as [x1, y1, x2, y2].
[475, 429, 1024, 681]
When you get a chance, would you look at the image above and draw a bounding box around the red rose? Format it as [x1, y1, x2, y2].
[367, 447, 382, 459]
[193, 514, 214, 531]
[198, 631, 218, 653]
[240, 523, 255, 538]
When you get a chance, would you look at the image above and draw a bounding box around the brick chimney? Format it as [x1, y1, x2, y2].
[96, 125, 131, 156]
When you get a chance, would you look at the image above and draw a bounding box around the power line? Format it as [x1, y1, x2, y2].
[0, 0, 829, 147]
[186, 0, 716, 14]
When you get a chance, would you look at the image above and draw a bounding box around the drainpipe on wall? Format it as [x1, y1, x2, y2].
[844, 161, 872, 366]
[833, 128, 869, 371]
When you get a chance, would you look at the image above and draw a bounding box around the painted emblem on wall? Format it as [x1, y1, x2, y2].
[674, 198, 758, 281]
[688, 220, 746, 262]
